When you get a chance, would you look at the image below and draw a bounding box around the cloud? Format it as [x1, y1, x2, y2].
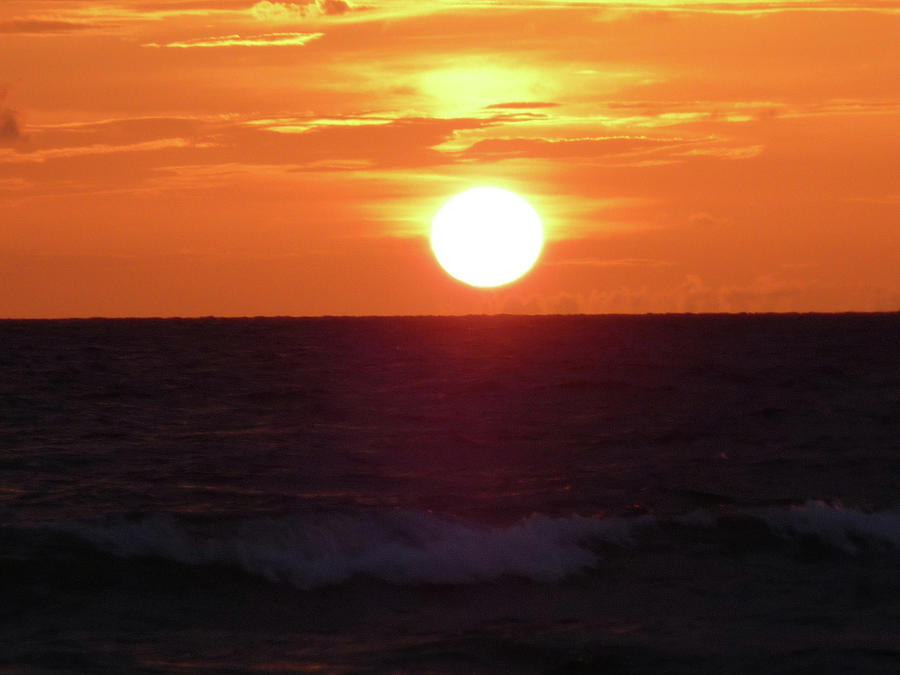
[144, 32, 324, 47]
[681, 145, 764, 160]
[462, 136, 688, 160]
[0, 92, 24, 146]
[484, 102, 561, 110]
[0, 114, 493, 196]
[6, 138, 196, 162]
[28, 117, 205, 151]
[251, 0, 352, 21]
[605, 275, 815, 313]
[133, 1, 251, 9]
[432, 1, 900, 14]
[0, 20, 99, 34]
[1, 113, 22, 143]
[717, 274, 813, 313]
[549, 257, 674, 268]
[318, 0, 352, 14]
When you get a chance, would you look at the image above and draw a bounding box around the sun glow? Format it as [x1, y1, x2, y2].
[430, 187, 544, 288]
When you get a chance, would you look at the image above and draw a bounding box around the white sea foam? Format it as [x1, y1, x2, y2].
[52, 510, 641, 588]
[673, 501, 900, 553]
[47, 503, 899, 589]
[759, 500, 900, 553]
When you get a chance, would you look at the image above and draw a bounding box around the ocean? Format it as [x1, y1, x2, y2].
[1, 314, 898, 673]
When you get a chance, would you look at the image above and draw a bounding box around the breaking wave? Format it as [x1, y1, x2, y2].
[31, 502, 900, 589]
[47, 510, 641, 588]
[758, 500, 900, 553]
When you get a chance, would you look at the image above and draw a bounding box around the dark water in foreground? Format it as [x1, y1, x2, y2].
[1, 314, 898, 673]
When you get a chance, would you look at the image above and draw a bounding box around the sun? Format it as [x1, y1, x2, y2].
[430, 187, 544, 288]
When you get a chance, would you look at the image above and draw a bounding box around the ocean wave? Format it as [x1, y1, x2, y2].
[31, 503, 900, 590]
[675, 501, 900, 554]
[45, 510, 641, 588]
[758, 500, 900, 553]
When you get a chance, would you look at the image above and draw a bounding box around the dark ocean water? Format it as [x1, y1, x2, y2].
[1, 314, 898, 673]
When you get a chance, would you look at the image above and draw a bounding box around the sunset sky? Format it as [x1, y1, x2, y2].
[2, 0, 898, 317]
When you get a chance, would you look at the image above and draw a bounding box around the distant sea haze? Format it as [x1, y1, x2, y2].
[1, 314, 898, 673]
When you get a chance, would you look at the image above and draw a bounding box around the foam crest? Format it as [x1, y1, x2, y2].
[43, 504, 899, 590]
[759, 501, 900, 553]
[51, 510, 640, 588]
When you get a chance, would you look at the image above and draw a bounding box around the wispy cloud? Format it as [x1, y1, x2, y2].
[461, 135, 697, 161]
[3, 0, 893, 42]
[131, 1, 251, 9]
[0, 91, 24, 146]
[411, 0, 900, 13]
[0, 114, 500, 198]
[0, 111, 23, 145]
[251, 0, 354, 21]
[681, 144, 763, 159]
[0, 19, 103, 34]
[297, 0, 900, 20]
[0, 3, 245, 29]
[548, 257, 675, 268]
[484, 102, 561, 110]
[1, 138, 197, 163]
[245, 115, 396, 133]
[143, 32, 324, 47]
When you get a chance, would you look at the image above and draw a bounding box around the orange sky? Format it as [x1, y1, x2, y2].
[2, 0, 898, 317]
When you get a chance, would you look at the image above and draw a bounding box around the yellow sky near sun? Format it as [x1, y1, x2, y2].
[1, 0, 898, 316]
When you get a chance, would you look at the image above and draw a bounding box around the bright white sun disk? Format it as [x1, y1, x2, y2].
[430, 187, 543, 287]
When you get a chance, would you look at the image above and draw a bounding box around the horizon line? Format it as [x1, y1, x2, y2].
[2, 311, 899, 321]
